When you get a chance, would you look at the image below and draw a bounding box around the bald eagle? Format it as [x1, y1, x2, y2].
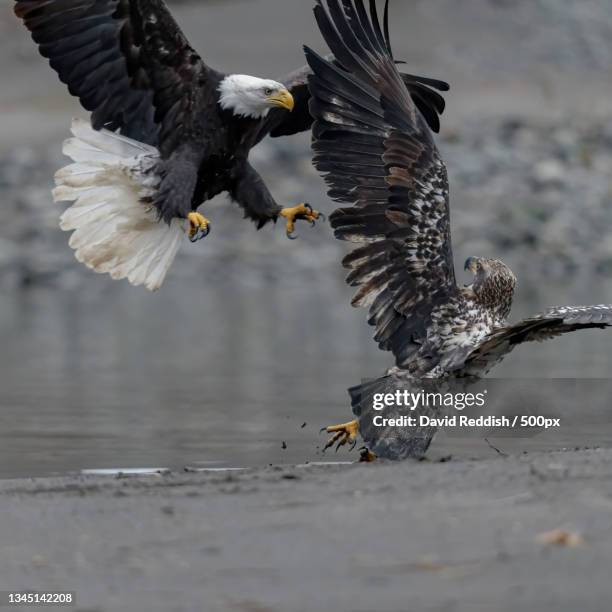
[15, 0, 447, 291]
[305, 0, 612, 459]
[15, 0, 318, 290]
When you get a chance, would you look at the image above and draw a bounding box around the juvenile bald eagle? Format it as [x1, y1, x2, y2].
[15, 0, 447, 291]
[305, 0, 612, 459]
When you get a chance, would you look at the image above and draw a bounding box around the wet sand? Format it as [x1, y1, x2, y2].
[1, 448, 612, 611]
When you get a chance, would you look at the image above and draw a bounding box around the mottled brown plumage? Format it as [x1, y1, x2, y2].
[308, 0, 612, 459]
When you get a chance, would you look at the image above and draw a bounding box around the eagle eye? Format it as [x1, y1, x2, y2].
[264, 88, 273, 96]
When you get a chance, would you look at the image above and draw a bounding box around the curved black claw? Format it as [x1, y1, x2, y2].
[189, 225, 210, 243]
[336, 439, 357, 453]
[334, 438, 357, 453]
[305, 204, 324, 227]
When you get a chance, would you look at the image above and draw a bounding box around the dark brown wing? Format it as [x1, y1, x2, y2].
[305, 0, 457, 366]
[457, 305, 612, 376]
[262, 59, 449, 140]
[15, 0, 214, 156]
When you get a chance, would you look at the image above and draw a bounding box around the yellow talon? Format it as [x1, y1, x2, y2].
[279, 203, 322, 239]
[187, 212, 211, 242]
[322, 419, 359, 452]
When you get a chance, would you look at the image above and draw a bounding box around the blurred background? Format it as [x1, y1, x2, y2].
[2, 0, 612, 477]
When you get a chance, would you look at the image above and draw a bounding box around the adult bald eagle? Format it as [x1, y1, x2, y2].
[304, 0, 612, 459]
[15, 0, 316, 290]
[15, 0, 447, 291]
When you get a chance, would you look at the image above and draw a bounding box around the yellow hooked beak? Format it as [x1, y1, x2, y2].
[267, 89, 295, 112]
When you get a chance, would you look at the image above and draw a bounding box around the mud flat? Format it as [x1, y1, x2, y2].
[1, 448, 612, 611]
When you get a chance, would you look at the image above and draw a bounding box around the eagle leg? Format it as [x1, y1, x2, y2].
[279, 203, 322, 239]
[321, 419, 360, 452]
[187, 212, 211, 243]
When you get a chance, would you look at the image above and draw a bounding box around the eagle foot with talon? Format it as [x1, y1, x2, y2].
[322, 419, 359, 452]
[280, 203, 322, 239]
[187, 212, 211, 242]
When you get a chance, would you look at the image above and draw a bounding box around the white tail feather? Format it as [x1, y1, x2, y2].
[54, 119, 184, 291]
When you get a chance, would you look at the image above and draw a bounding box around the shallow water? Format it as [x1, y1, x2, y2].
[0, 270, 381, 478]
[1, 271, 612, 479]
[3, 0, 612, 477]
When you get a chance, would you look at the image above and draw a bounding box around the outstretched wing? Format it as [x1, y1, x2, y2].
[457, 305, 612, 376]
[262, 59, 449, 139]
[15, 0, 213, 156]
[305, 0, 457, 366]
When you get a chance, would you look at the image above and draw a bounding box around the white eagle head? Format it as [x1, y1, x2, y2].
[218, 75, 295, 119]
